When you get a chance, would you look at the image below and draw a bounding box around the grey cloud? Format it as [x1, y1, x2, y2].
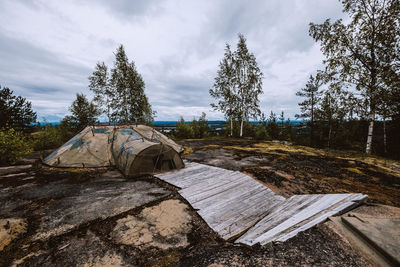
[0, 0, 347, 121]
[87, 0, 164, 19]
[0, 32, 92, 117]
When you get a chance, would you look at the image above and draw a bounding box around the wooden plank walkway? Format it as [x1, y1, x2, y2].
[156, 161, 367, 245]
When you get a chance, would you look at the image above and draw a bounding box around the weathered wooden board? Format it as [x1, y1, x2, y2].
[236, 193, 367, 246]
[155, 161, 367, 245]
[156, 161, 286, 240]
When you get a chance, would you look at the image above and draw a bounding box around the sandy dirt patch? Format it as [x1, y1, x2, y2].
[112, 199, 192, 249]
[0, 218, 27, 251]
[81, 251, 126, 267]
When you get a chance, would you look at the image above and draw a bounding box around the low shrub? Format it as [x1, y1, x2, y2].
[0, 127, 33, 165]
[33, 125, 64, 151]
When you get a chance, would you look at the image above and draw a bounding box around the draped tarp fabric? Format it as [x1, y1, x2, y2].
[43, 125, 184, 176]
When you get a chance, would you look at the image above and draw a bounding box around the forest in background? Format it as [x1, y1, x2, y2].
[1, 0, 399, 164]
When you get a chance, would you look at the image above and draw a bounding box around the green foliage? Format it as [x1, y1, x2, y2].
[295, 73, 322, 121]
[235, 34, 263, 136]
[284, 118, 296, 142]
[309, 0, 399, 154]
[0, 127, 32, 165]
[89, 62, 113, 124]
[62, 93, 99, 132]
[0, 86, 37, 132]
[210, 44, 237, 137]
[88, 45, 154, 125]
[175, 117, 193, 139]
[255, 126, 268, 140]
[197, 112, 209, 138]
[255, 123, 269, 140]
[33, 125, 64, 151]
[111, 45, 153, 124]
[175, 113, 209, 139]
[267, 111, 279, 140]
[210, 34, 263, 137]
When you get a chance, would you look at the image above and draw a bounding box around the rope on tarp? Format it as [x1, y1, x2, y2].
[153, 142, 164, 173]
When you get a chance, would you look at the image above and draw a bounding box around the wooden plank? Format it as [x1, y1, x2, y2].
[198, 185, 280, 220]
[273, 193, 367, 243]
[213, 198, 285, 239]
[176, 169, 235, 189]
[236, 194, 361, 246]
[189, 176, 261, 210]
[190, 172, 265, 198]
[159, 163, 233, 189]
[156, 161, 367, 246]
[157, 165, 211, 187]
[235, 195, 323, 244]
[183, 173, 249, 205]
[156, 162, 203, 180]
[210, 191, 285, 235]
[179, 173, 246, 200]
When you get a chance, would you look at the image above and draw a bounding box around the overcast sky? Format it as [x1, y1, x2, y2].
[0, 0, 347, 121]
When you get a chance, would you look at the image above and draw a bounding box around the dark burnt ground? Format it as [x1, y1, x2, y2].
[244, 153, 400, 206]
[181, 139, 400, 207]
[0, 151, 372, 266]
[180, 223, 371, 267]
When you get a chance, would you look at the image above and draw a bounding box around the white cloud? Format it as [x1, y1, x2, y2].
[0, 0, 346, 121]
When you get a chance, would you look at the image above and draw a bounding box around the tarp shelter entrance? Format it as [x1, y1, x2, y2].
[43, 125, 185, 177]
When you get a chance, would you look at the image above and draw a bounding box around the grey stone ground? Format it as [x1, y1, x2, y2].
[0, 147, 380, 266]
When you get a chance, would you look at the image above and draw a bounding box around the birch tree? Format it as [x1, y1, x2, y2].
[210, 44, 238, 136]
[110, 45, 153, 124]
[234, 34, 263, 137]
[210, 35, 263, 137]
[88, 62, 113, 124]
[309, 0, 399, 154]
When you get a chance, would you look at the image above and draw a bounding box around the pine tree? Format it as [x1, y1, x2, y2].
[62, 93, 99, 131]
[316, 86, 347, 148]
[0, 86, 36, 132]
[278, 111, 285, 140]
[309, 0, 400, 154]
[295, 73, 322, 146]
[267, 111, 279, 140]
[198, 112, 209, 138]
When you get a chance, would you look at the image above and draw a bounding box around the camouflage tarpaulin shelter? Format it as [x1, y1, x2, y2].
[43, 125, 185, 176]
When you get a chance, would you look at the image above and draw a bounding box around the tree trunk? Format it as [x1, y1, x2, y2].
[240, 119, 243, 137]
[328, 121, 332, 149]
[383, 117, 387, 154]
[311, 91, 314, 147]
[365, 111, 375, 154]
[310, 122, 314, 147]
[366, 21, 376, 155]
[230, 117, 233, 137]
[107, 105, 111, 126]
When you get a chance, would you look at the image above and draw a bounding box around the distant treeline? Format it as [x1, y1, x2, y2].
[172, 112, 400, 159]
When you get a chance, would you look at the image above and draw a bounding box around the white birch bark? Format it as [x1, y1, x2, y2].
[230, 116, 233, 136]
[365, 112, 375, 154]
